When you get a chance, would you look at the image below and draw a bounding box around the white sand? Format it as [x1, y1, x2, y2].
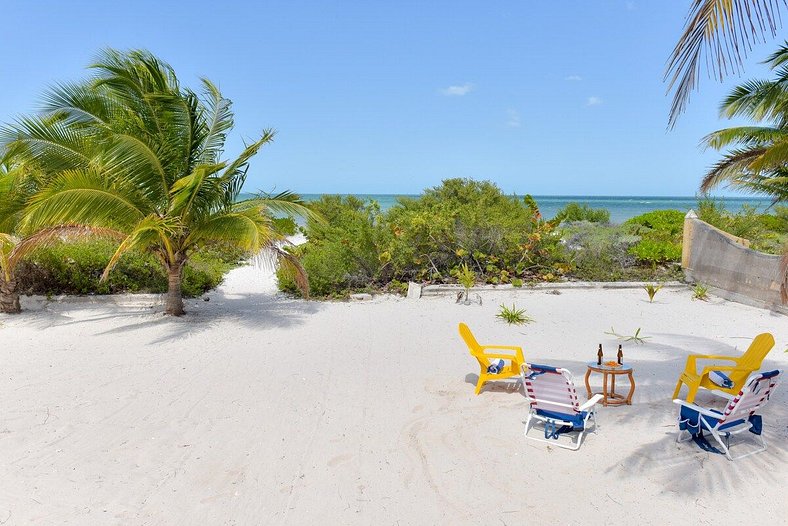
[0, 262, 786, 525]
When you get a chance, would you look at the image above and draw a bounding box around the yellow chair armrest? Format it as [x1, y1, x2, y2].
[692, 355, 739, 362]
[684, 354, 739, 374]
[480, 344, 523, 352]
[480, 345, 524, 365]
[482, 352, 524, 361]
[698, 364, 750, 378]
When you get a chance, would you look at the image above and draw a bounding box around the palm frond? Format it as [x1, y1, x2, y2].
[185, 207, 278, 252]
[196, 78, 233, 164]
[701, 146, 768, 192]
[236, 192, 324, 224]
[10, 224, 125, 269]
[101, 215, 176, 280]
[23, 169, 146, 232]
[271, 244, 310, 298]
[168, 163, 227, 219]
[702, 125, 785, 149]
[665, 0, 788, 128]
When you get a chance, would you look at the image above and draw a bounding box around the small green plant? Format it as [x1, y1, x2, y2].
[457, 263, 476, 304]
[496, 303, 532, 325]
[692, 282, 709, 301]
[644, 283, 663, 302]
[605, 326, 650, 344]
[511, 278, 524, 288]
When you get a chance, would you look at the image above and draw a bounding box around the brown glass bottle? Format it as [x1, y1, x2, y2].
[597, 344, 603, 365]
[617, 344, 623, 365]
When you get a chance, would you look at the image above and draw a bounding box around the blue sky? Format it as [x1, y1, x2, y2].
[0, 1, 781, 196]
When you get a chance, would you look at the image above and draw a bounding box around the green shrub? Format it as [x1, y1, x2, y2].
[386, 179, 564, 283]
[276, 195, 392, 297]
[629, 238, 682, 264]
[697, 198, 786, 254]
[554, 202, 610, 224]
[278, 179, 567, 297]
[623, 209, 685, 265]
[16, 239, 241, 297]
[625, 209, 685, 236]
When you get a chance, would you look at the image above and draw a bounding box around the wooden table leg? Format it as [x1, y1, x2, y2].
[611, 374, 616, 396]
[602, 372, 608, 406]
[584, 368, 592, 399]
[626, 370, 635, 405]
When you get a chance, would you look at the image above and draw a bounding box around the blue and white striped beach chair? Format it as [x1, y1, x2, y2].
[673, 370, 780, 461]
[521, 363, 603, 451]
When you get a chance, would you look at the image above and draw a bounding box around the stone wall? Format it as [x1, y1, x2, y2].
[682, 211, 787, 313]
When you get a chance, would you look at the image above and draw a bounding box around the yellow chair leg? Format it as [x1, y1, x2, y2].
[475, 375, 485, 395]
[686, 384, 699, 404]
[672, 379, 684, 400]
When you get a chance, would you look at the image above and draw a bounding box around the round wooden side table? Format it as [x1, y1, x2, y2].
[584, 362, 635, 407]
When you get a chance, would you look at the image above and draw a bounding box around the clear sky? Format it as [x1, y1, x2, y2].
[0, 1, 781, 196]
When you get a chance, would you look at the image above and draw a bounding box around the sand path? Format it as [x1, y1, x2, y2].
[0, 262, 786, 525]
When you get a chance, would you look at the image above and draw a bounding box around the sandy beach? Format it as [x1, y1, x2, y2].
[1, 261, 786, 525]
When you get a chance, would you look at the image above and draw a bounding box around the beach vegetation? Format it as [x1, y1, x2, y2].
[496, 303, 532, 325]
[697, 198, 787, 254]
[16, 239, 242, 297]
[279, 179, 566, 297]
[3, 49, 314, 315]
[554, 202, 610, 224]
[692, 282, 710, 301]
[643, 282, 663, 302]
[456, 263, 476, 304]
[605, 326, 650, 344]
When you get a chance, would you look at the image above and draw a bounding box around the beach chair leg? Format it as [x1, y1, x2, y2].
[708, 428, 733, 461]
[524, 412, 534, 438]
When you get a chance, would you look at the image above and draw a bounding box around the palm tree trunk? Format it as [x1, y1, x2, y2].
[0, 276, 21, 314]
[165, 259, 186, 316]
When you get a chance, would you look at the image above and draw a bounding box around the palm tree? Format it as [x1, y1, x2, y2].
[666, 1, 788, 127]
[700, 43, 788, 202]
[5, 49, 312, 315]
[0, 146, 115, 313]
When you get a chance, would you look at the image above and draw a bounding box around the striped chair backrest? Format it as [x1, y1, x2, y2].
[721, 370, 780, 423]
[523, 363, 580, 414]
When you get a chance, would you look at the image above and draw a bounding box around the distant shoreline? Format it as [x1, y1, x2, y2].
[242, 192, 775, 223]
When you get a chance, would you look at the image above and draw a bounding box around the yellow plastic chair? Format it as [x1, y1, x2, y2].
[672, 333, 775, 402]
[458, 323, 525, 395]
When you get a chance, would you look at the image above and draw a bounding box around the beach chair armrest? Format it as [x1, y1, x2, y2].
[480, 344, 523, 352]
[684, 354, 738, 371]
[697, 364, 750, 380]
[578, 394, 604, 411]
[708, 389, 735, 400]
[480, 345, 524, 362]
[481, 352, 523, 361]
[672, 398, 721, 419]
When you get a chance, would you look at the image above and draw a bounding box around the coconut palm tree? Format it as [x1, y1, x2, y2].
[0, 146, 115, 313]
[701, 43, 788, 202]
[5, 49, 312, 315]
[0, 149, 31, 313]
[666, 1, 788, 127]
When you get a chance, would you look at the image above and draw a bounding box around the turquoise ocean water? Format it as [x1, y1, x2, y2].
[293, 194, 774, 224]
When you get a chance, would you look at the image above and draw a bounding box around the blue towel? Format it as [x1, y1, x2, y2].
[487, 359, 505, 374]
[709, 370, 733, 389]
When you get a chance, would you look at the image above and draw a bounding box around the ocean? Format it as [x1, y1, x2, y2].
[292, 194, 774, 224]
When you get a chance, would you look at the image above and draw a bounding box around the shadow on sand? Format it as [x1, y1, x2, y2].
[13, 286, 323, 345]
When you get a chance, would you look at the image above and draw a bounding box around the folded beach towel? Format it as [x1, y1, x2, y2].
[709, 370, 733, 389]
[486, 359, 505, 374]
